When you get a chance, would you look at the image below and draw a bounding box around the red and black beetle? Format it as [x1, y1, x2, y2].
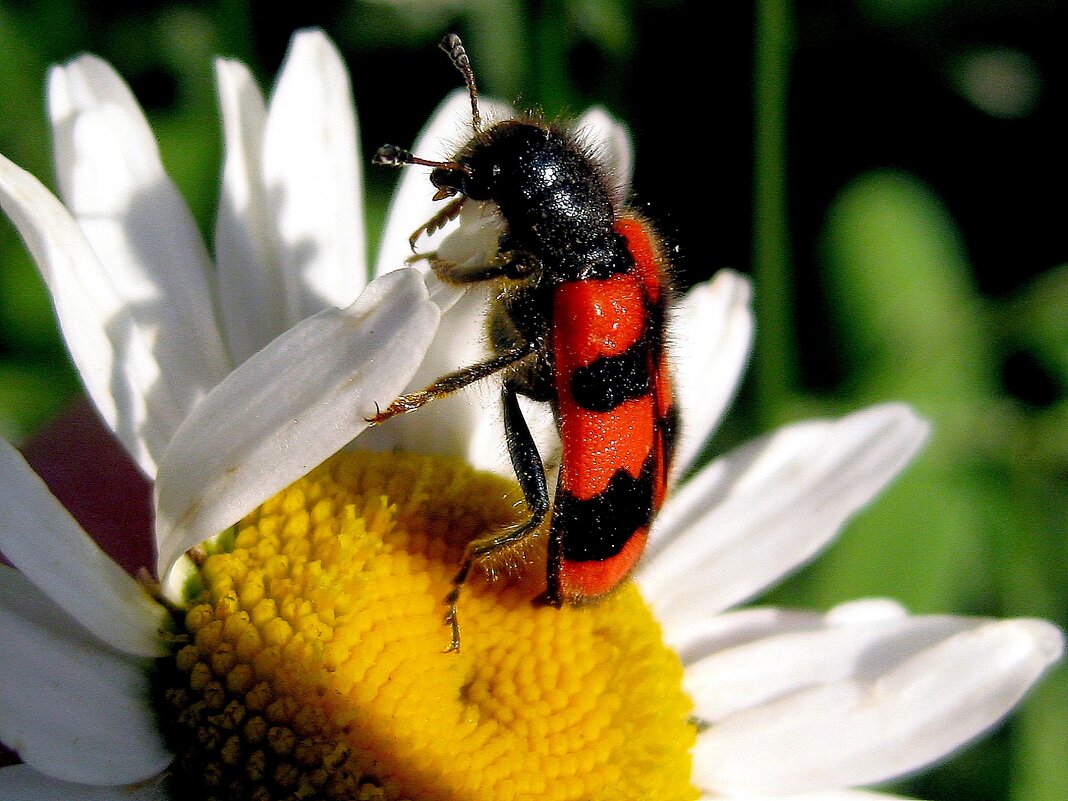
[374, 34, 676, 650]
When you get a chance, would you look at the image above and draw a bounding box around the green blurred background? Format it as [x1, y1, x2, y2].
[0, 1, 1064, 799]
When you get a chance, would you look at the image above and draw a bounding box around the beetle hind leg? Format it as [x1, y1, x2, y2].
[442, 515, 544, 651]
[443, 382, 550, 651]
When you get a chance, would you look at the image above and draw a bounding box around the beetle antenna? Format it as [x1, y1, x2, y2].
[439, 33, 482, 134]
[373, 144, 463, 172]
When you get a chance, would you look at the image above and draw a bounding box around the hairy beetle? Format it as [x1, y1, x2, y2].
[374, 34, 676, 650]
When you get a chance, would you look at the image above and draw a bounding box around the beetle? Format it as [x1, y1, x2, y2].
[373, 34, 677, 650]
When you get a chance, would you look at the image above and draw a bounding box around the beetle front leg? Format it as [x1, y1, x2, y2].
[430, 249, 540, 285]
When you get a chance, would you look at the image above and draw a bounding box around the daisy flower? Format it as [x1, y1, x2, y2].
[0, 27, 437, 798]
[0, 28, 1062, 801]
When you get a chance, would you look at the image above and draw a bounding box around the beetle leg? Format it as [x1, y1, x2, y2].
[443, 382, 551, 651]
[408, 196, 467, 249]
[431, 250, 539, 285]
[368, 344, 536, 424]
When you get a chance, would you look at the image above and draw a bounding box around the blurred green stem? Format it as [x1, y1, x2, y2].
[752, 0, 796, 424]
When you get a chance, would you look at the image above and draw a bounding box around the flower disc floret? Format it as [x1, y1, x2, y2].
[155, 451, 697, 801]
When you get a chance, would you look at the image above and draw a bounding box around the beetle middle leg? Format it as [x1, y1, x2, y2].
[368, 343, 536, 423]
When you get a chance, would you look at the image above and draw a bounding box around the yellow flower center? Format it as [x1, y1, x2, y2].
[156, 451, 696, 801]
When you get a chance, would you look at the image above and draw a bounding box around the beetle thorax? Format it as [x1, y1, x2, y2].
[460, 122, 617, 255]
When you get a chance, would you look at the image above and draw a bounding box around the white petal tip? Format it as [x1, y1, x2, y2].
[708, 268, 754, 302]
[1007, 618, 1065, 665]
[853, 401, 931, 458]
[285, 28, 340, 65]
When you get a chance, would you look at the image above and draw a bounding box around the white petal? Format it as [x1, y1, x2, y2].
[360, 266, 558, 477]
[639, 404, 929, 627]
[685, 609, 972, 723]
[263, 29, 365, 322]
[0, 153, 166, 475]
[328, 280, 468, 458]
[699, 791, 913, 801]
[374, 90, 513, 277]
[0, 566, 171, 785]
[213, 57, 286, 364]
[431, 200, 508, 283]
[825, 597, 910, 626]
[671, 270, 754, 478]
[362, 279, 495, 459]
[155, 268, 440, 577]
[48, 55, 230, 423]
[0, 439, 167, 657]
[693, 618, 1063, 795]
[669, 606, 824, 668]
[0, 765, 166, 800]
[672, 600, 910, 668]
[572, 106, 633, 206]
